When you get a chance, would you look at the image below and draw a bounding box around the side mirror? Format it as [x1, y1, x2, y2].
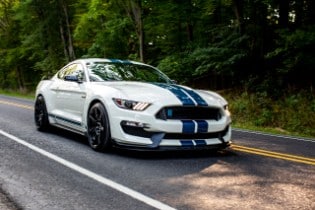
[64, 75, 82, 83]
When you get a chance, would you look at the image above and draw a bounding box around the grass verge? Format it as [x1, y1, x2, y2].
[0, 89, 35, 100]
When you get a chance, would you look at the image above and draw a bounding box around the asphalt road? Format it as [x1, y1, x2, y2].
[0, 95, 314, 210]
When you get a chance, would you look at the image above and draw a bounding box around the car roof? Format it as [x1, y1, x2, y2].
[72, 58, 149, 67]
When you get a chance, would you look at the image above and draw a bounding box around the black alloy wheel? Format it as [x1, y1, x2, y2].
[87, 102, 111, 151]
[34, 95, 50, 131]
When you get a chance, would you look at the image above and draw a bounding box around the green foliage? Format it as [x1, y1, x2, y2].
[74, 0, 133, 58]
[0, 0, 314, 92]
[157, 54, 191, 83]
[158, 29, 249, 86]
[224, 90, 315, 138]
[265, 26, 315, 91]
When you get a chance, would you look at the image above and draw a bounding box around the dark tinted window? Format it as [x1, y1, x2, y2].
[87, 62, 172, 83]
[58, 64, 85, 81]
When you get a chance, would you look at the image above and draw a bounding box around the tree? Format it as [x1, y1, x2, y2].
[58, 0, 76, 62]
[119, 0, 144, 62]
[74, 0, 132, 58]
[0, 0, 29, 90]
[0, 0, 314, 93]
[278, 0, 289, 28]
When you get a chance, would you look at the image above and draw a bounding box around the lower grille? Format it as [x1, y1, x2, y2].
[121, 124, 229, 139]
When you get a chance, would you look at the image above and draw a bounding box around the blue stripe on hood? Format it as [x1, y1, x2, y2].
[171, 85, 208, 106]
[153, 83, 195, 106]
[153, 83, 208, 106]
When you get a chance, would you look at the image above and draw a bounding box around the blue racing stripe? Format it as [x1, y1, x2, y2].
[194, 140, 207, 146]
[180, 140, 194, 147]
[109, 59, 122, 63]
[48, 114, 81, 126]
[172, 85, 208, 106]
[108, 59, 133, 64]
[196, 120, 208, 133]
[181, 120, 195, 133]
[153, 83, 195, 106]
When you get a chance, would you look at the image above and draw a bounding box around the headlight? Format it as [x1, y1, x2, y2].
[113, 98, 150, 111]
[223, 104, 231, 116]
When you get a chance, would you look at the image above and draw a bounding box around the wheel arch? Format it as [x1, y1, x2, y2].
[86, 99, 112, 128]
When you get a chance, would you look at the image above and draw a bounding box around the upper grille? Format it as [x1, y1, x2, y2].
[155, 106, 222, 121]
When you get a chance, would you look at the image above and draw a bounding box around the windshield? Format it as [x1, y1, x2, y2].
[87, 62, 172, 83]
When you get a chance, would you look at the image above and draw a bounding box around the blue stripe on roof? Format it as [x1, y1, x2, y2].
[108, 59, 122, 63]
[196, 120, 208, 133]
[172, 85, 208, 106]
[108, 59, 132, 64]
[153, 83, 195, 106]
[121, 60, 132, 64]
[182, 120, 195, 133]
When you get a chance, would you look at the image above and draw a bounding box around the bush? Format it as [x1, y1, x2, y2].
[223, 89, 315, 138]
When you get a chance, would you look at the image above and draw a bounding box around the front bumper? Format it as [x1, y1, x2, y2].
[108, 104, 232, 150]
[111, 119, 232, 150]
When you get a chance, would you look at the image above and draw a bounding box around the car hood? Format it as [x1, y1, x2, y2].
[94, 82, 226, 107]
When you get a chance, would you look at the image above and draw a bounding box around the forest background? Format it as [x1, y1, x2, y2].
[0, 0, 314, 138]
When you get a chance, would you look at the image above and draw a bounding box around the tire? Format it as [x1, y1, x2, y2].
[34, 95, 50, 131]
[87, 102, 112, 152]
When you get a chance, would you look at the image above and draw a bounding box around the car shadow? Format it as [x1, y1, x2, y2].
[43, 126, 89, 145]
[111, 146, 237, 160]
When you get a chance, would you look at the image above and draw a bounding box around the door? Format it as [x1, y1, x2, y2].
[54, 63, 87, 130]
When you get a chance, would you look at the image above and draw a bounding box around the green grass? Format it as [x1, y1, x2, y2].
[0, 89, 35, 100]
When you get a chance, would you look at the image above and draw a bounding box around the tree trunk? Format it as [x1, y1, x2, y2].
[124, 0, 144, 62]
[16, 66, 25, 91]
[233, 0, 244, 34]
[60, 0, 75, 61]
[59, 18, 69, 62]
[279, 0, 289, 28]
[137, 2, 144, 62]
[305, 0, 315, 25]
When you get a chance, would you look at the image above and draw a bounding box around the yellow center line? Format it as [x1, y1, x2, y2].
[231, 144, 315, 166]
[0, 100, 34, 110]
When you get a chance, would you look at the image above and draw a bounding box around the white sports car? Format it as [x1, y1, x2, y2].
[34, 58, 232, 152]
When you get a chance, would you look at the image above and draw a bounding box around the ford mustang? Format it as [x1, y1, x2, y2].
[34, 58, 232, 152]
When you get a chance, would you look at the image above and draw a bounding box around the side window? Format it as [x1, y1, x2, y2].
[58, 64, 85, 82]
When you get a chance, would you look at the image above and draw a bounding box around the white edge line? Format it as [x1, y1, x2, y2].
[0, 129, 176, 210]
[232, 128, 315, 143]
